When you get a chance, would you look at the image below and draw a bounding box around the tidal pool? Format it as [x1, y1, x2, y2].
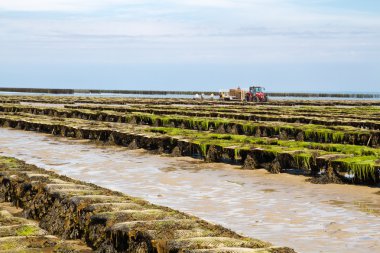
[0, 128, 379, 253]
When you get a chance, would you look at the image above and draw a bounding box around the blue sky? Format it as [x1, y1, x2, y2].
[0, 0, 379, 92]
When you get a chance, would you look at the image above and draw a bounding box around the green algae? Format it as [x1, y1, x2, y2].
[149, 126, 380, 156]
[334, 156, 378, 181]
[301, 124, 346, 143]
[294, 153, 313, 170]
[234, 148, 240, 160]
[0, 157, 21, 169]
[15, 225, 40, 236]
[147, 126, 380, 178]
[199, 143, 208, 157]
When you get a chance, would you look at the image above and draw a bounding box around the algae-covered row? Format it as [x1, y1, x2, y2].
[2, 104, 380, 144]
[0, 96, 379, 184]
[0, 111, 379, 184]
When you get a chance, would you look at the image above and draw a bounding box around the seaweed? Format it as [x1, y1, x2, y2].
[334, 156, 378, 182]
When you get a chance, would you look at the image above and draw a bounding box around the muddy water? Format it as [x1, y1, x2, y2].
[0, 128, 379, 253]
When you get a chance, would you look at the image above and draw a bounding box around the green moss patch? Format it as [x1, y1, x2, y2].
[15, 225, 40, 236]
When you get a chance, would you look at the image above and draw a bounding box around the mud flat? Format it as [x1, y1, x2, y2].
[0, 156, 294, 253]
[0, 95, 379, 252]
[0, 128, 379, 253]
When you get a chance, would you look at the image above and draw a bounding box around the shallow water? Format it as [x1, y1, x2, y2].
[0, 128, 379, 253]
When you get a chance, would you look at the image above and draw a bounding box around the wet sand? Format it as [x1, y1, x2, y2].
[0, 128, 379, 253]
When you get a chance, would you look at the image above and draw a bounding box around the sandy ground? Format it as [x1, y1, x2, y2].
[0, 127, 379, 253]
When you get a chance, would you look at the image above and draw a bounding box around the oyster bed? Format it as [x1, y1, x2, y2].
[0, 156, 294, 253]
[0, 97, 379, 184]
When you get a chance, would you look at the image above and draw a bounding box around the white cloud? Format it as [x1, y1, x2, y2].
[0, 0, 143, 12]
[0, 0, 379, 65]
[0, 0, 241, 12]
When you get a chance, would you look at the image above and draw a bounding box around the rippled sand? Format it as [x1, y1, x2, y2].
[0, 128, 379, 253]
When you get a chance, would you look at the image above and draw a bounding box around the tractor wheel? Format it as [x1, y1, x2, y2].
[263, 95, 268, 102]
[253, 96, 258, 102]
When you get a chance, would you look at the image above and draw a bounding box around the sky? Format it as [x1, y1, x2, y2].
[0, 0, 379, 92]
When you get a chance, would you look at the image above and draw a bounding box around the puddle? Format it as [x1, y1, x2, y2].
[0, 128, 379, 253]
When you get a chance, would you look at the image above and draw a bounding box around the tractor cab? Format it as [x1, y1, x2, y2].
[250, 86, 264, 93]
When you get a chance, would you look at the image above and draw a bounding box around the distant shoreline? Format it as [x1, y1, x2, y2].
[0, 87, 380, 99]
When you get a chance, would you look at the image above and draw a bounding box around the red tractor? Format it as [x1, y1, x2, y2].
[245, 86, 268, 102]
